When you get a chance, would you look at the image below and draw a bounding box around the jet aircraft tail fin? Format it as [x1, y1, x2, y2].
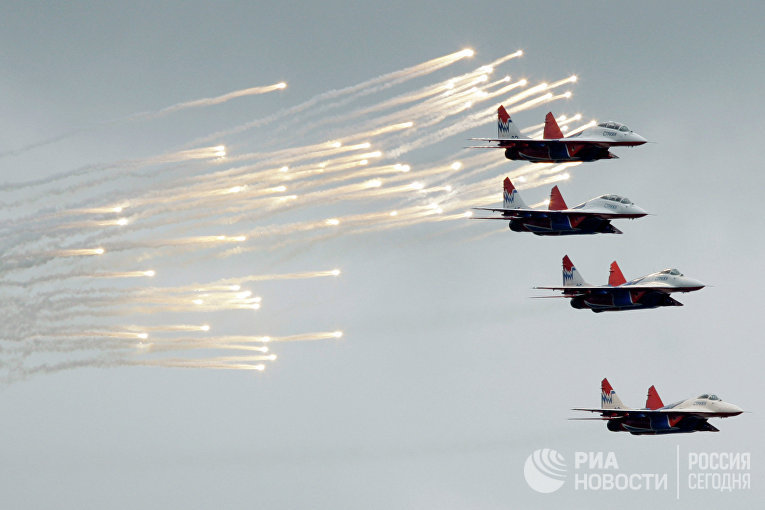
[601, 378, 626, 410]
[498, 105, 522, 139]
[562, 255, 589, 287]
[548, 186, 567, 210]
[543, 112, 564, 139]
[645, 385, 664, 410]
[502, 177, 528, 209]
[608, 261, 627, 286]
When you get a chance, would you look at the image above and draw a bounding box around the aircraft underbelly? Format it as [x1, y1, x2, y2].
[516, 147, 574, 163]
[548, 143, 570, 161]
[550, 215, 571, 231]
[610, 417, 681, 435]
[577, 290, 679, 312]
[507, 144, 612, 163]
[512, 217, 614, 236]
[582, 291, 638, 311]
[617, 415, 712, 435]
[648, 414, 673, 431]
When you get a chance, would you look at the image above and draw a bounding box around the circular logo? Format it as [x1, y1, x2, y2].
[524, 448, 567, 493]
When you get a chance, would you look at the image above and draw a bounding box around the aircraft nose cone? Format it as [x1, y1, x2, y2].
[725, 403, 744, 416]
[632, 205, 648, 217]
[684, 278, 705, 290]
[631, 133, 648, 145]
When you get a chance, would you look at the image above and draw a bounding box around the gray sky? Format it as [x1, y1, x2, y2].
[1, 2, 763, 508]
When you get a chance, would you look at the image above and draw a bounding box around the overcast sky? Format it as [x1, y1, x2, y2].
[1, 2, 763, 508]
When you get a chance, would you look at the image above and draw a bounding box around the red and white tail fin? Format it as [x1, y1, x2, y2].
[502, 177, 528, 209]
[543, 112, 564, 139]
[498, 105, 521, 139]
[645, 385, 664, 410]
[601, 378, 626, 410]
[562, 255, 588, 287]
[608, 261, 627, 286]
[548, 186, 568, 211]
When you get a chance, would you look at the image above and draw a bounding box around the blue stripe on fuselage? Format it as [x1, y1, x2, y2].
[548, 142, 570, 161]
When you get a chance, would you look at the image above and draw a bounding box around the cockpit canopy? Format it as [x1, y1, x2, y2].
[659, 268, 683, 276]
[598, 121, 630, 132]
[697, 394, 721, 401]
[598, 194, 633, 204]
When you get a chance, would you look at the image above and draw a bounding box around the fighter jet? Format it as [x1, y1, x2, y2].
[470, 105, 647, 163]
[535, 255, 705, 312]
[572, 378, 744, 435]
[472, 177, 647, 235]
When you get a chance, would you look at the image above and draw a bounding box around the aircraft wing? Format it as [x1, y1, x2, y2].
[472, 206, 538, 217]
[468, 137, 539, 143]
[572, 407, 640, 415]
[572, 408, 731, 418]
[472, 207, 627, 220]
[534, 286, 608, 294]
[468, 137, 614, 148]
[647, 409, 739, 417]
[535, 285, 686, 294]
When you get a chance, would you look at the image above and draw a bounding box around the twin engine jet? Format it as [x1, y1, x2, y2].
[573, 378, 743, 435]
[470, 105, 647, 163]
[535, 255, 705, 312]
[473, 177, 647, 235]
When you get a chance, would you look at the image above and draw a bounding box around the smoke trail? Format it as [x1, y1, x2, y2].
[133, 83, 287, 119]
[0, 79, 283, 159]
[388, 90, 565, 158]
[186, 49, 475, 147]
[0, 145, 224, 195]
[0, 48, 590, 382]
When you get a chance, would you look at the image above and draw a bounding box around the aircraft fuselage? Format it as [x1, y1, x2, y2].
[569, 289, 684, 312]
[504, 142, 617, 163]
[509, 215, 621, 235]
[606, 416, 719, 435]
